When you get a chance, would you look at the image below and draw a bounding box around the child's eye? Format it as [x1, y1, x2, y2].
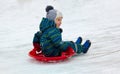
[58, 19, 61, 21]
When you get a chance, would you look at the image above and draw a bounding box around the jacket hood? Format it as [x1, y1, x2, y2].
[39, 18, 56, 32]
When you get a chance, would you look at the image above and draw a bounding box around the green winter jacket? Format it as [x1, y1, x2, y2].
[39, 18, 76, 57]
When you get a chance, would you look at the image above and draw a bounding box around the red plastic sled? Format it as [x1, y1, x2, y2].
[29, 47, 75, 62]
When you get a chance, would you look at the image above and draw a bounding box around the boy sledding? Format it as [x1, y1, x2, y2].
[29, 6, 91, 62]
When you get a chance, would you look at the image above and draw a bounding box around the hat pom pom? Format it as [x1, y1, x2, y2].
[46, 5, 54, 12]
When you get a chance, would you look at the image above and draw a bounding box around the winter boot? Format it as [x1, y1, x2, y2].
[82, 40, 91, 53]
[75, 37, 82, 44]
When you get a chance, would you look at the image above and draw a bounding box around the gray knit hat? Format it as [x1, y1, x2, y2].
[46, 6, 63, 21]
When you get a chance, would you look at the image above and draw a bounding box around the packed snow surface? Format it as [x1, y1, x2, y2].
[0, 0, 120, 74]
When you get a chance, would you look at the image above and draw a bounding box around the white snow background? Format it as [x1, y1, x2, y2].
[0, 0, 120, 74]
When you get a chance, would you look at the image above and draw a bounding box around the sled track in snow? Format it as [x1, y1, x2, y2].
[89, 49, 120, 59]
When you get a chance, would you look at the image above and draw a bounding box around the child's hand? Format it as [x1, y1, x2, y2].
[33, 43, 41, 52]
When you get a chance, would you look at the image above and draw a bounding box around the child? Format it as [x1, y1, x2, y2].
[33, 6, 91, 57]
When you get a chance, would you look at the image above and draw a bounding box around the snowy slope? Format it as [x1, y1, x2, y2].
[0, 0, 120, 74]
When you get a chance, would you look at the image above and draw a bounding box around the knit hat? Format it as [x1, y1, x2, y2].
[46, 5, 63, 21]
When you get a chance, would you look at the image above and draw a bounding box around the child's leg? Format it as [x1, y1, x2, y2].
[82, 40, 91, 53]
[75, 37, 82, 44]
[60, 41, 83, 54]
[61, 40, 91, 54]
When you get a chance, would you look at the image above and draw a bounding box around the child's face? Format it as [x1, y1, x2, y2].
[55, 17, 63, 28]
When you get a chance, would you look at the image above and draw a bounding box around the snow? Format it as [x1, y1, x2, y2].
[0, 0, 120, 74]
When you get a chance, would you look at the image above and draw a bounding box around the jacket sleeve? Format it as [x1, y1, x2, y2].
[48, 28, 71, 51]
[33, 31, 41, 43]
[33, 31, 41, 52]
